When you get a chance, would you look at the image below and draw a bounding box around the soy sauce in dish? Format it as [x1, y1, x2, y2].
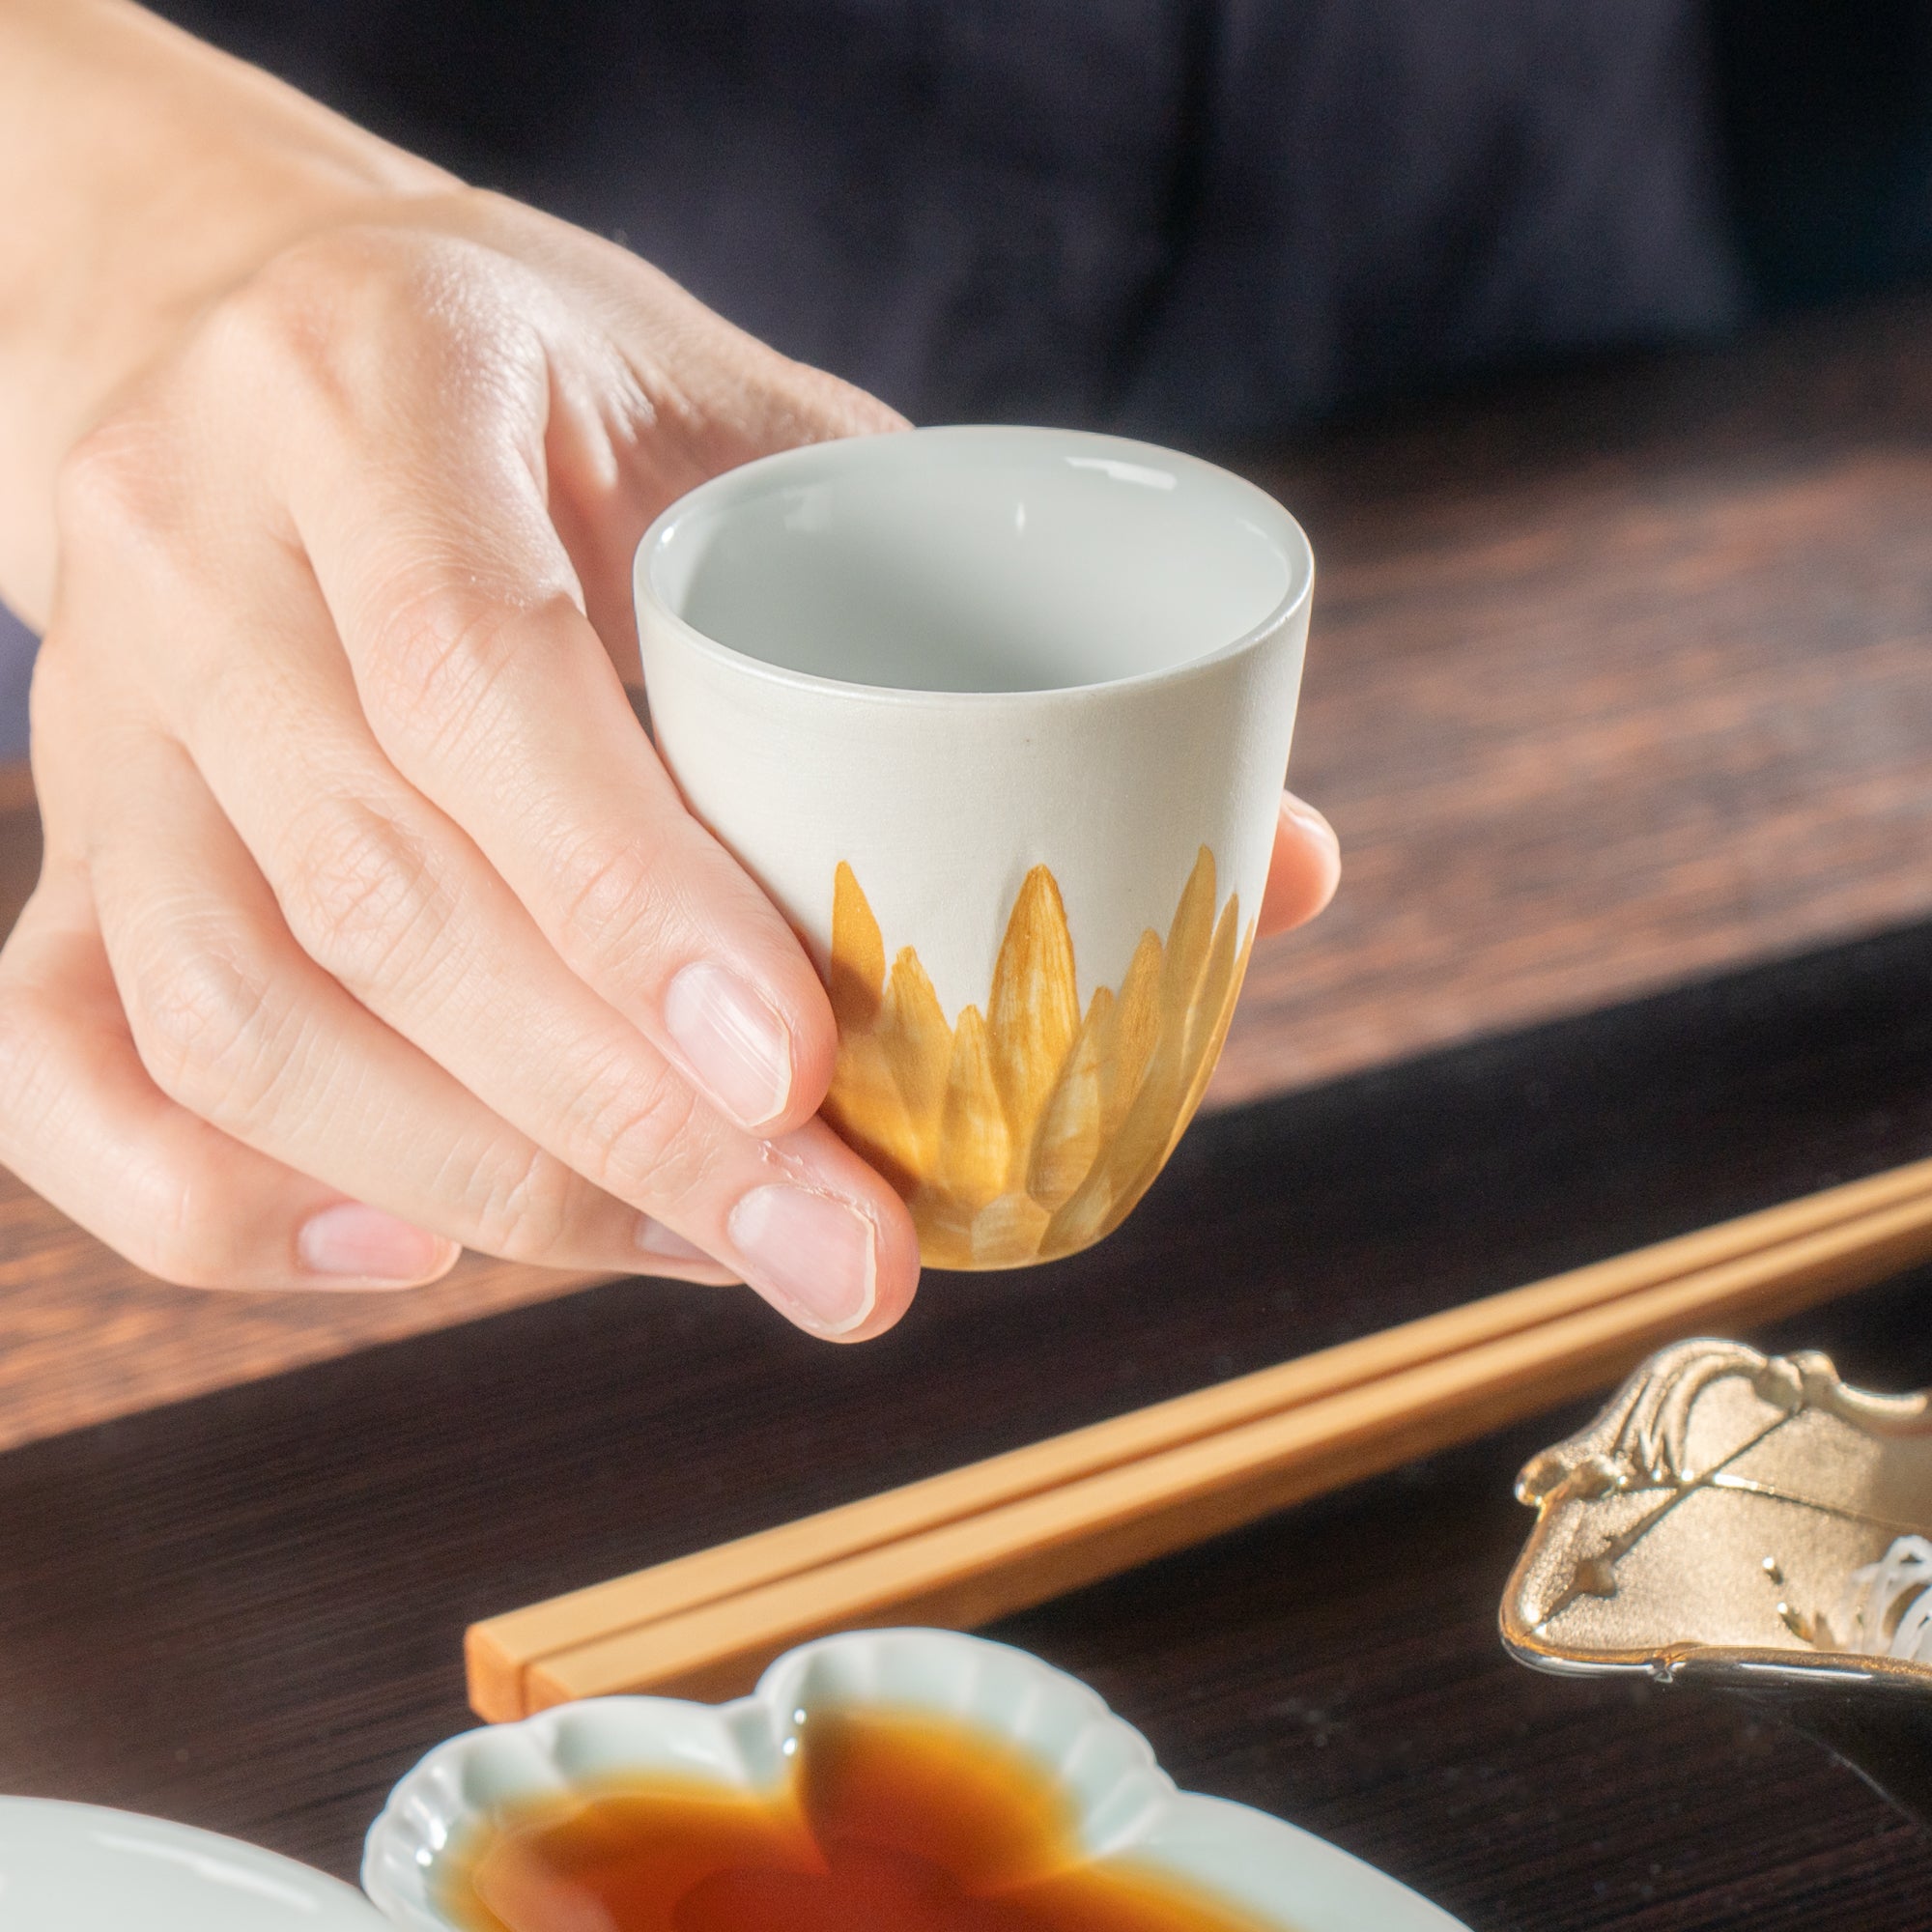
[440, 1706, 1281, 1932]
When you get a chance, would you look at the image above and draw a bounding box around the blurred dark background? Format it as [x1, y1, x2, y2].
[2, 0, 1930, 752]
[144, 0, 1932, 435]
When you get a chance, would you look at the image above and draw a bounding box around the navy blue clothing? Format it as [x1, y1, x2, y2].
[150, 0, 1743, 436]
[0, 608, 29, 758]
[132, 0, 1932, 434]
[3, 0, 1929, 750]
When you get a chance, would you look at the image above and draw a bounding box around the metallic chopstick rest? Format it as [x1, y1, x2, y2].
[1502, 1337, 1932, 1826]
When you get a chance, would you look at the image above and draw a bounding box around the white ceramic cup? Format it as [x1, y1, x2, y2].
[636, 427, 1312, 1270]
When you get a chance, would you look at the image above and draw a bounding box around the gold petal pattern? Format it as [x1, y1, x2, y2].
[823, 850, 1254, 1269]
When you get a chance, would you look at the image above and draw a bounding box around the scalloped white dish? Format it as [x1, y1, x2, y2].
[0, 1797, 389, 1931]
[364, 1628, 1467, 1931]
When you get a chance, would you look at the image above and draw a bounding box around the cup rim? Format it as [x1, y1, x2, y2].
[634, 424, 1313, 708]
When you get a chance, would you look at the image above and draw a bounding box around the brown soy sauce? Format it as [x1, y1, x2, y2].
[440, 1706, 1281, 1932]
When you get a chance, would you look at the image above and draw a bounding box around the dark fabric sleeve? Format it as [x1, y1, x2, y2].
[1710, 0, 1932, 311]
[148, 0, 1206, 427]
[0, 606, 35, 759]
[1119, 0, 1743, 438]
[143, 0, 1742, 438]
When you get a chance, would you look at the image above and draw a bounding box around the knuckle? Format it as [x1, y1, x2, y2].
[0, 973, 241, 1291]
[195, 228, 493, 446]
[588, 1059, 704, 1198]
[53, 416, 180, 564]
[277, 796, 451, 993]
[261, 227, 457, 334]
[214, 225, 536, 422]
[130, 1161, 254, 1291]
[465, 1141, 585, 1264]
[355, 582, 574, 758]
[357, 576, 505, 727]
[550, 826, 674, 978]
[207, 231, 392, 387]
[248, 226, 383, 314]
[124, 923, 287, 1133]
[193, 239, 391, 443]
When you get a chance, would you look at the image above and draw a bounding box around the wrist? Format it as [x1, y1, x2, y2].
[0, 0, 454, 625]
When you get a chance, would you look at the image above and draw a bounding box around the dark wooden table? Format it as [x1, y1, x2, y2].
[4, 296, 1932, 1930]
[10, 922, 1932, 1930]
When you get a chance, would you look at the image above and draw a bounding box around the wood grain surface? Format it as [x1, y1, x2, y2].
[476, 1158, 1932, 1718]
[8, 918, 1932, 1929]
[1225, 291, 1932, 1105]
[2, 293, 1930, 1450]
[0, 753, 612, 1436]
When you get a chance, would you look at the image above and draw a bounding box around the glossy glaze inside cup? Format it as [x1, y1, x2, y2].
[649, 436, 1296, 695]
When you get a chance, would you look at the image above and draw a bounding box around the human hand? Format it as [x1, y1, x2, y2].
[0, 24, 1337, 1339]
[4, 186, 941, 1334]
[1259, 792, 1341, 939]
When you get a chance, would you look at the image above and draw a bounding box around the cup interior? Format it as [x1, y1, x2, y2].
[646, 431, 1303, 695]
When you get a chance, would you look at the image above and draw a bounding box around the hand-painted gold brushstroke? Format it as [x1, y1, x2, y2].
[823, 851, 1255, 1269]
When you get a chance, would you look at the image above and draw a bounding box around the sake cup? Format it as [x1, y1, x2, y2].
[636, 427, 1312, 1269]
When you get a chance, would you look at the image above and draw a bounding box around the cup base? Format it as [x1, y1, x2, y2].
[823, 850, 1252, 1271]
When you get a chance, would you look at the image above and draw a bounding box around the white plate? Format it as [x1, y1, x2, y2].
[364, 1627, 1468, 1931]
[0, 1797, 387, 1930]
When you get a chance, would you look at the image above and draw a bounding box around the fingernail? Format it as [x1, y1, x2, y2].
[1282, 790, 1339, 851]
[298, 1202, 453, 1284]
[664, 962, 793, 1130]
[726, 1184, 877, 1337]
[634, 1214, 713, 1264]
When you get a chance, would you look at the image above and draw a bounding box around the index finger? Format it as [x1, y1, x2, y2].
[272, 255, 842, 1141]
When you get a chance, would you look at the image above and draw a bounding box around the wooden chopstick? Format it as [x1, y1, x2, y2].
[516, 1183, 1932, 1708]
[469, 1157, 1932, 1719]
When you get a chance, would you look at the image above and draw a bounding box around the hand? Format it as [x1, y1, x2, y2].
[1259, 792, 1341, 939]
[2, 187, 936, 1336]
[0, 14, 1339, 1340]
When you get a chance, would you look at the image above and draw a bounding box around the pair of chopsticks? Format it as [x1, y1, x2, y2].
[468, 1154, 1932, 1720]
